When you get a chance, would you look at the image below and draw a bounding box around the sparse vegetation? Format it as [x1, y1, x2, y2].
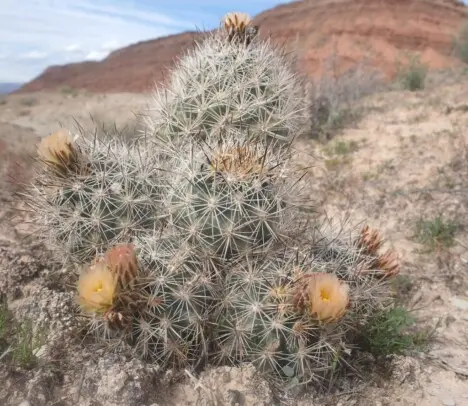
[323, 139, 359, 172]
[328, 139, 360, 155]
[88, 113, 140, 142]
[414, 215, 458, 250]
[0, 301, 8, 349]
[397, 53, 428, 91]
[453, 20, 468, 63]
[0, 303, 44, 369]
[324, 156, 353, 171]
[363, 307, 431, 356]
[11, 319, 43, 369]
[308, 54, 384, 140]
[19, 96, 38, 107]
[60, 85, 78, 97]
[391, 274, 414, 303]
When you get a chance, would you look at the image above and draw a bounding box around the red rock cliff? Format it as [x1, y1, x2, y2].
[17, 0, 468, 93]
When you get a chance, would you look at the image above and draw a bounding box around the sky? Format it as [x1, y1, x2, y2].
[0, 0, 291, 83]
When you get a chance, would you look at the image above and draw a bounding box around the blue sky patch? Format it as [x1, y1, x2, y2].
[0, 0, 289, 82]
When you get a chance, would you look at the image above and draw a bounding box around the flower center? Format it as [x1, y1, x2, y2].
[94, 282, 104, 293]
[320, 288, 331, 302]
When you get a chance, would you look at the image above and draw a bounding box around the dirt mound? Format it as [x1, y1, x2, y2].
[16, 0, 468, 94]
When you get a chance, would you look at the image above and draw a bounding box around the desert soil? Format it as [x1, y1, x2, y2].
[0, 82, 467, 405]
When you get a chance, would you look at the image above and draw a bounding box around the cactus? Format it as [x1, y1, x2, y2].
[309, 218, 401, 280]
[132, 235, 219, 368]
[214, 235, 395, 385]
[22, 10, 404, 391]
[25, 130, 166, 266]
[165, 130, 305, 260]
[77, 238, 220, 369]
[214, 253, 344, 385]
[76, 243, 147, 337]
[143, 13, 306, 150]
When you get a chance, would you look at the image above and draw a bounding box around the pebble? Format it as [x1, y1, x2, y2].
[33, 344, 47, 358]
[451, 297, 468, 311]
[18, 401, 31, 406]
[442, 397, 456, 406]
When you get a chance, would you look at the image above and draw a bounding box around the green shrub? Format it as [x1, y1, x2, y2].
[363, 307, 431, 356]
[397, 53, 428, 91]
[453, 21, 468, 63]
[415, 215, 457, 250]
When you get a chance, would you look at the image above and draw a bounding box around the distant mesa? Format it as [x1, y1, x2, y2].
[14, 0, 468, 94]
[0, 82, 24, 95]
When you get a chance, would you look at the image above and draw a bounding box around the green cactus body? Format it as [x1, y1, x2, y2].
[214, 242, 393, 385]
[27, 135, 166, 266]
[133, 236, 219, 368]
[170, 172, 283, 259]
[144, 31, 306, 150]
[166, 133, 300, 260]
[214, 255, 330, 384]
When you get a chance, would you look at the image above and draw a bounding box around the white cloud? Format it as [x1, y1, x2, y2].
[64, 44, 82, 53]
[101, 40, 121, 52]
[0, 0, 295, 82]
[0, 0, 197, 82]
[83, 50, 108, 61]
[19, 50, 49, 60]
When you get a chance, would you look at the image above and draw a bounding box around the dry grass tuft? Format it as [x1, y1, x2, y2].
[308, 53, 384, 141]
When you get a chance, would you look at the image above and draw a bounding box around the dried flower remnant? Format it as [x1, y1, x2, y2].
[357, 225, 383, 255]
[377, 249, 400, 277]
[222, 12, 259, 45]
[37, 130, 80, 175]
[210, 145, 266, 181]
[103, 308, 132, 331]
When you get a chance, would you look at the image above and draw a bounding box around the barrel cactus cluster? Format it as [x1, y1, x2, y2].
[24, 12, 401, 388]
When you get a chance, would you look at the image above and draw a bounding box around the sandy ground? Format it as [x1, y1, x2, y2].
[0, 83, 468, 405]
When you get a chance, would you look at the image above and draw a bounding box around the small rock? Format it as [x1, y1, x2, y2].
[451, 297, 468, 311]
[18, 401, 31, 406]
[441, 397, 456, 406]
[224, 389, 243, 405]
[172, 365, 273, 406]
[222, 371, 232, 384]
[33, 345, 47, 359]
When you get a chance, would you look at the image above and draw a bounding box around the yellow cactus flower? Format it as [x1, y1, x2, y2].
[77, 260, 118, 314]
[295, 273, 349, 323]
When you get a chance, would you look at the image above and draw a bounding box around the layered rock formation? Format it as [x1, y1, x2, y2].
[17, 0, 468, 93]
